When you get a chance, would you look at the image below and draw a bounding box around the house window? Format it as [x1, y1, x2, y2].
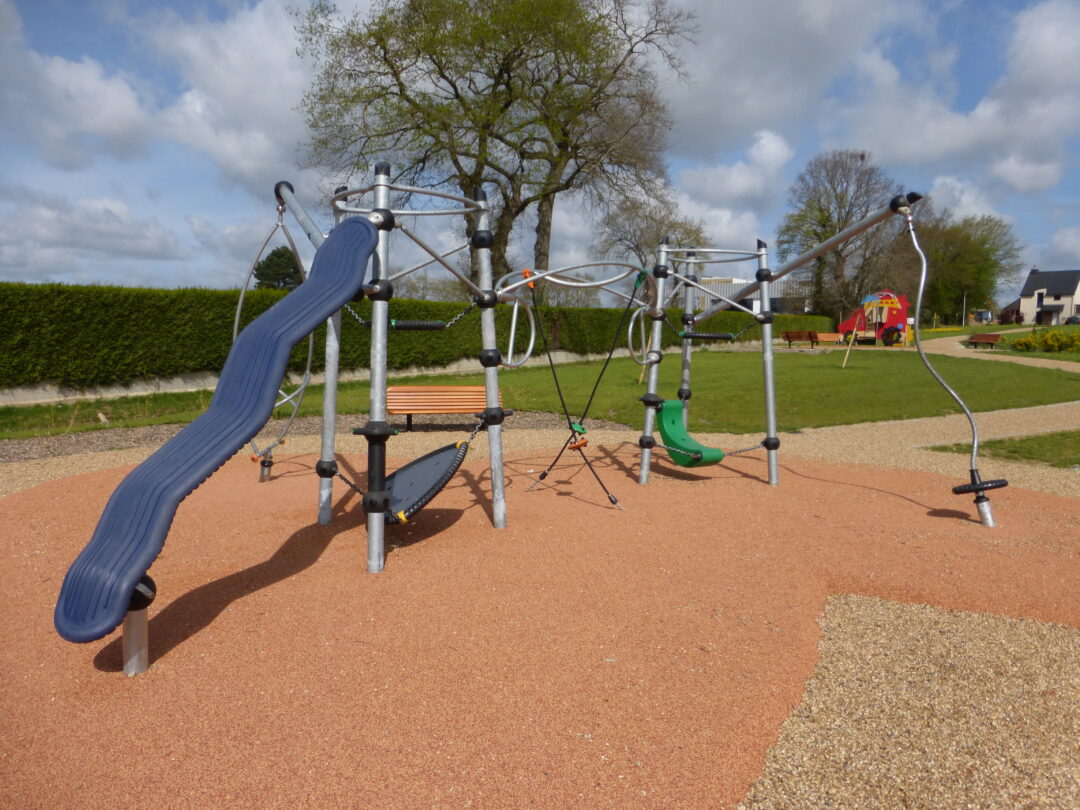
[1037, 292, 1044, 307]
[1053, 294, 1061, 301]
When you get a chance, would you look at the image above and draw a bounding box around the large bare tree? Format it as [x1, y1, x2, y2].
[296, 0, 693, 281]
[591, 189, 708, 268]
[776, 150, 901, 318]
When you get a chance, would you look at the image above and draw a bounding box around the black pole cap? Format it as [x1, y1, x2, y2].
[128, 574, 156, 611]
[273, 181, 294, 204]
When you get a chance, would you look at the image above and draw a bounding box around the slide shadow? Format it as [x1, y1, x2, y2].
[94, 509, 362, 672]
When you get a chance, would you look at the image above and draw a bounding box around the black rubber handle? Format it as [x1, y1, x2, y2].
[391, 320, 447, 331]
[953, 479, 1009, 495]
[682, 332, 735, 341]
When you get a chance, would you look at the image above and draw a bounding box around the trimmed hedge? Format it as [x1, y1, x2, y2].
[0, 282, 832, 390]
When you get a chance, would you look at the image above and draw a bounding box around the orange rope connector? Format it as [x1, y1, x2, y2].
[569, 438, 588, 451]
[249, 454, 259, 463]
[523, 268, 535, 289]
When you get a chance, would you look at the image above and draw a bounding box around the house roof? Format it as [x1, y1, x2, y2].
[1020, 268, 1080, 297]
[1001, 298, 1021, 311]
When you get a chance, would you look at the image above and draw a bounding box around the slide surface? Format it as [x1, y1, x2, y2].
[55, 217, 377, 643]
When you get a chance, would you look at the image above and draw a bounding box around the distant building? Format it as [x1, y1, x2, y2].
[696, 276, 814, 315]
[999, 298, 1022, 324]
[1017, 268, 1080, 325]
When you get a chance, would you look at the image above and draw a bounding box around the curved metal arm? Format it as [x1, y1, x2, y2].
[497, 262, 643, 295]
[501, 299, 537, 368]
[907, 214, 981, 468]
[331, 182, 484, 217]
[627, 305, 653, 366]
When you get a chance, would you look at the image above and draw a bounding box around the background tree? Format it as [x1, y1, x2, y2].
[875, 200, 1023, 324]
[591, 190, 708, 268]
[775, 150, 901, 319]
[253, 246, 303, 290]
[296, 0, 693, 281]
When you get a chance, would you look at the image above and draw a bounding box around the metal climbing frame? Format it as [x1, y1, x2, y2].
[632, 242, 773, 485]
[276, 164, 509, 573]
[636, 193, 926, 487]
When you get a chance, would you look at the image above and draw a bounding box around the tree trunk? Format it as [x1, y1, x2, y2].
[534, 192, 556, 273]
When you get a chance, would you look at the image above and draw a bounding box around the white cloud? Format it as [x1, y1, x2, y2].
[673, 191, 761, 254]
[835, 0, 1080, 193]
[677, 131, 794, 211]
[0, 183, 186, 284]
[0, 0, 154, 169]
[146, 0, 318, 193]
[1044, 226, 1080, 267]
[926, 176, 1003, 220]
[664, 0, 905, 157]
[991, 154, 1063, 192]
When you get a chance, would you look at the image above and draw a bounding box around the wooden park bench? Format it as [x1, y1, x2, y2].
[386, 385, 501, 431]
[814, 332, 842, 344]
[967, 333, 1002, 349]
[781, 330, 818, 348]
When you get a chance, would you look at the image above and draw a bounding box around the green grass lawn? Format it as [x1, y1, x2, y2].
[929, 429, 1080, 469]
[3, 348, 1077, 440]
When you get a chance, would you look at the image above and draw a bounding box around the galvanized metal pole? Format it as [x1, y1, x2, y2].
[317, 199, 349, 525]
[366, 163, 393, 572]
[638, 243, 670, 485]
[473, 190, 507, 528]
[678, 257, 697, 430]
[274, 182, 342, 525]
[756, 241, 780, 485]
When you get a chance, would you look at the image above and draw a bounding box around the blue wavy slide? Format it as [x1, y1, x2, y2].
[55, 217, 378, 643]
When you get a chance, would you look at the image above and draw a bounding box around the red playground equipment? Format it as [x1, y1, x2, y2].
[838, 290, 910, 346]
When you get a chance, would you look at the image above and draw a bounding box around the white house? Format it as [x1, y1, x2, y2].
[1016, 268, 1080, 325]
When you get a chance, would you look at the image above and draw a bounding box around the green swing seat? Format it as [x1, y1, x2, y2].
[655, 399, 726, 468]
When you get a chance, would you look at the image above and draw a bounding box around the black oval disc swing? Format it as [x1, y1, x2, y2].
[375, 441, 472, 524]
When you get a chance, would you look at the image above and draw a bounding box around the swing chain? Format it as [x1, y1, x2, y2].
[656, 440, 697, 459]
[729, 320, 759, 341]
[726, 441, 764, 456]
[444, 300, 478, 329]
[340, 299, 477, 329]
[336, 470, 364, 496]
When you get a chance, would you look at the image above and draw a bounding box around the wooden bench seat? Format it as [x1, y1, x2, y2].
[967, 333, 1002, 349]
[814, 332, 842, 344]
[386, 385, 501, 431]
[781, 330, 817, 348]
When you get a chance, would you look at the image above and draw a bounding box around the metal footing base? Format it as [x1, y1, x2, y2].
[121, 609, 149, 677]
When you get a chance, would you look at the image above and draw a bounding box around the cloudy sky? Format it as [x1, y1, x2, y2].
[2, 0, 1079, 305]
